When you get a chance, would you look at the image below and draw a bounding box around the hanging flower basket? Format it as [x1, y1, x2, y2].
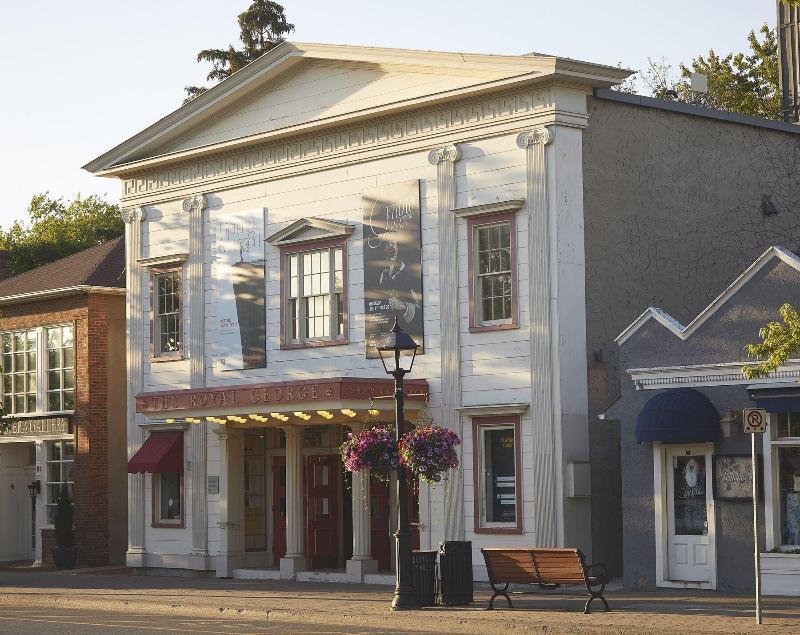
[339, 425, 398, 482]
[398, 426, 461, 485]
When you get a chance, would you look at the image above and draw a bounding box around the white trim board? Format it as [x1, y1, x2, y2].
[627, 360, 800, 390]
[616, 246, 800, 345]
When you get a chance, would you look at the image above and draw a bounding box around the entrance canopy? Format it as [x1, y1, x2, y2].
[134, 377, 429, 427]
[747, 383, 800, 412]
[127, 431, 183, 473]
[636, 388, 719, 443]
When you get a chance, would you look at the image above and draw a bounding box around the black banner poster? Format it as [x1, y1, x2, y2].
[362, 180, 424, 358]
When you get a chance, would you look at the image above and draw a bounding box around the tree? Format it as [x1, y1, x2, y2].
[743, 303, 800, 379]
[621, 25, 781, 120]
[0, 193, 122, 275]
[184, 1, 294, 102]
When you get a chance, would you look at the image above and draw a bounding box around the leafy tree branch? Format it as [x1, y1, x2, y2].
[743, 303, 800, 378]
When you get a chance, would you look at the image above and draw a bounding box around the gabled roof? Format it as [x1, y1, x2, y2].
[615, 246, 800, 345]
[84, 42, 632, 178]
[0, 237, 125, 303]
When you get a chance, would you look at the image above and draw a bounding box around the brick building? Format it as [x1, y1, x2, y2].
[0, 238, 127, 566]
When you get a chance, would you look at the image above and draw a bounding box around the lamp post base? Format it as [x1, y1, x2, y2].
[391, 588, 419, 610]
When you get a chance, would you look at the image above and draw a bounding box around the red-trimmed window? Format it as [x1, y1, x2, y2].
[151, 431, 184, 528]
[151, 266, 183, 359]
[468, 212, 518, 332]
[473, 416, 522, 534]
[281, 240, 347, 348]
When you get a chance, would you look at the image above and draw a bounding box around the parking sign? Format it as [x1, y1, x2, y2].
[743, 408, 767, 434]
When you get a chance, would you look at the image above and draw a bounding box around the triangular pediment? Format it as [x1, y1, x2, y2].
[266, 217, 355, 247]
[84, 42, 631, 176]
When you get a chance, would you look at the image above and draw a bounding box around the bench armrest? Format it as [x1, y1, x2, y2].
[585, 562, 609, 584]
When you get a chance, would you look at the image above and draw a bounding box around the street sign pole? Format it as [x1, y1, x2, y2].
[743, 408, 767, 626]
[751, 430, 762, 625]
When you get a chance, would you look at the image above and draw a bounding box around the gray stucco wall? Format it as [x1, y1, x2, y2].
[582, 95, 800, 576]
[610, 258, 798, 591]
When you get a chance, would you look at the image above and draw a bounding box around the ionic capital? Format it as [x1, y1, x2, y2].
[516, 127, 553, 149]
[428, 144, 461, 165]
[182, 193, 207, 214]
[121, 206, 147, 223]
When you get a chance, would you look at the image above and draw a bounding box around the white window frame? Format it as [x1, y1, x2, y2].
[45, 438, 75, 527]
[153, 470, 183, 527]
[0, 324, 76, 417]
[763, 413, 800, 551]
[283, 244, 345, 346]
[152, 268, 182, 358]
[472, 221, 514, 327]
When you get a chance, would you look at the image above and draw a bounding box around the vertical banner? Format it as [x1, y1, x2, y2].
[215, 208, 266, 370]
[362, 180, 424, 358]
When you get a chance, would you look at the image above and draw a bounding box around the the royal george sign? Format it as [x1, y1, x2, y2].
[1, 416, 70, 436]
[135, 377, 429, 414]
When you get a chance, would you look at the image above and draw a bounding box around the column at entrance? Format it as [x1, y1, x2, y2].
[347, 424, 377, 582]
[214, 428, 244, 578]
[280, 427, 306, 579]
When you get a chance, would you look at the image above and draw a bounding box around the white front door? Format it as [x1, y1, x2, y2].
[665, 446, 713, 583]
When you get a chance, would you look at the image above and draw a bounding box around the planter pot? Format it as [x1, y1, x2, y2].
[52, 545, 77, 569]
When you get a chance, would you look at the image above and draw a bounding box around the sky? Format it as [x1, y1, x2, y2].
[0, 0, 775, 228]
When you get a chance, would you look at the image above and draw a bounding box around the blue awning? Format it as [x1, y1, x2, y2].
[636, 388, 719, 443]
[747, 383, 800, 413]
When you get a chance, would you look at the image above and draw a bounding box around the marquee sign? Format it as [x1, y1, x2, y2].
[136, 377, 429, 414]
[0, 417, 70, 436]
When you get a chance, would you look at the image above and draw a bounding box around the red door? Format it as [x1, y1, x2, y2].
[271, 456, 287, 562]
[370, 473, 420, 571]
[306, 455, 339, 569]
[371, 477, 391, 571]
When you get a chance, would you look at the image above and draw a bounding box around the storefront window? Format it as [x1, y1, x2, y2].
[244, 430, 267, 551]
[475, 417, 521, 531]
[779, 447, 800, 546]
[155, 472, 182, 524]
[46, 439, 75, 525]
[776, 412, 800, 438]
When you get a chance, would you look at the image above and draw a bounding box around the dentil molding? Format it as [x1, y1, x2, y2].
[123, 87, 552, 198]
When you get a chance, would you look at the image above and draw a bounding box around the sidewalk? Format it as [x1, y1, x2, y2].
[0, 569, 796, 634]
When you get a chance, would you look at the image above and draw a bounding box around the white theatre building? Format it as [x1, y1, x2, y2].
[84, 43, 629, 581]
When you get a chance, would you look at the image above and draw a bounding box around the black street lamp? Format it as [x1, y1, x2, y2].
[377, 316, 418, 611]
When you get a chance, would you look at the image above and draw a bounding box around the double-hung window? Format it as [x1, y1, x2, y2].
[1, 325, 75, 415]
[47, 325, 75, 411]
[473, 416, 522, 533]
[45, 439, 75, 524]
[2, 330, 37, 414]
[468, 213, 517, 331]
[153, 268, 182, 358]
[284, 244, 346, 346]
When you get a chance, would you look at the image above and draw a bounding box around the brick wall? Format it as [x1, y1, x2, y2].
[0, 291, 126, 567]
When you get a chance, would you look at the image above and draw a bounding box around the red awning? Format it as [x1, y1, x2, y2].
[127, 431, 183, 474]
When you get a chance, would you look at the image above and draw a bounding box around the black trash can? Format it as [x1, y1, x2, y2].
[439, 541, 473, 605]
[411, 550, 438, 606]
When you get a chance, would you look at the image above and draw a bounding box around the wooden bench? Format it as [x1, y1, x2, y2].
[481, 548, 609, 614]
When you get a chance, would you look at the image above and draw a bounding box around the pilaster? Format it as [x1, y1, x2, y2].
[122, 205, 147, 565]
[280, 427, 306, 579]
[517, 128, 558, 547]
[185, 192, 209, 568]
[213, 427, 244, 578]
[428, 145, 464, 542]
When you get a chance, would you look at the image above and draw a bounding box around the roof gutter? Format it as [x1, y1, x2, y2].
[0, 285, 125, 306]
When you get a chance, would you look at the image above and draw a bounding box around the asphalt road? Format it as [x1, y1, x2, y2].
[0, 606, 388, 635]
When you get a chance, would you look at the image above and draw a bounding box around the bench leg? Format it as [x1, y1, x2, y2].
[487, 582, 513, 610]
[583, 592, 609, 614]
